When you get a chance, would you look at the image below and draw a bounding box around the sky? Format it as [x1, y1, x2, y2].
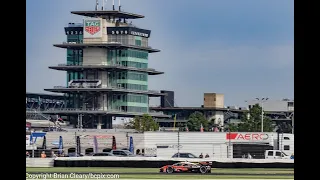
[26, 0, 294, 107]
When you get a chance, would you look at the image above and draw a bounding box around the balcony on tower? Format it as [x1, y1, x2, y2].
[68, 79, 101, 88]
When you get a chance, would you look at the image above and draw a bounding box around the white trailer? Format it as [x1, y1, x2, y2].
[143, 132, 294, 158]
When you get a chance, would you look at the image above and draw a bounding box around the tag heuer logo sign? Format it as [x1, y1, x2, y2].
[85, 20, 101, 35]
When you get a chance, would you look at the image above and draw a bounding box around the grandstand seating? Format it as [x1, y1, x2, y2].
[26, 110, 51, 120]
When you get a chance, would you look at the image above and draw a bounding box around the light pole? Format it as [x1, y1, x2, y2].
[256, 98, 269, 132]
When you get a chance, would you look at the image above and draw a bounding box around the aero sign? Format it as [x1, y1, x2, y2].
[226, 133, 269, 141]
[83, 18, 102, 38]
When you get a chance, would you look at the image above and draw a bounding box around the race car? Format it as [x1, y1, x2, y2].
[159, 161, 212, 174]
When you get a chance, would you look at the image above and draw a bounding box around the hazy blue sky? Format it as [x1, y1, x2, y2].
[26, 0, 294, 107]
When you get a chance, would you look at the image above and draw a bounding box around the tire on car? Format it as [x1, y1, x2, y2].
[199, 166, 208, 174]
[166, 166, 174, 173]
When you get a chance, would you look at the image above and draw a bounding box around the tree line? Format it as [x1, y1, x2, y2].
[125, 104, 292, 133]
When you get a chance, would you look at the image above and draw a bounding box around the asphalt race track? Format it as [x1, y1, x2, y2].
[28, 172, 293, 176]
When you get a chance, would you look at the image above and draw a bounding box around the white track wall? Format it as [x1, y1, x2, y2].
[32, 131, 293, 158]
[144, 132, 228, 158]
[143, 132, 293, 158]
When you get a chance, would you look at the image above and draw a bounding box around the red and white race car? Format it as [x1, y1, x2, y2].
[159, 161, 212, 174]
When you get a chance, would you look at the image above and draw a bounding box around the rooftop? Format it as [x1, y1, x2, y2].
[41, 108, 170, 118]
[150, 107, 294, 114]
[44, 87, 166, 97]
[150, 107, 245, 112]
[26, 92, 64, 99]
[71, 10, 144, 19]
[53, 42, 160, 53]
[49, 64, 164, 75]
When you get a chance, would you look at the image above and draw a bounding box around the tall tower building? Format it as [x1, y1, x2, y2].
[43, 4, 169, 129]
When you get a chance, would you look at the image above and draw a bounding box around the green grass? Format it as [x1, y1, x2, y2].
[26, 174, 294, 179]
[112, 174, 294, 179]
[26, 167, 294, 174]
[26, 167, 294, 179]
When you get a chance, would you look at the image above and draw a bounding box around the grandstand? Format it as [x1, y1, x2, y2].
[26, 92, 67, 129]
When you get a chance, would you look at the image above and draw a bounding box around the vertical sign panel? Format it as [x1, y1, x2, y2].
[83, 18, 102, 38]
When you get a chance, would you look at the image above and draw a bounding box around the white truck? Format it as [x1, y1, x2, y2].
[265, 150, 292, 159]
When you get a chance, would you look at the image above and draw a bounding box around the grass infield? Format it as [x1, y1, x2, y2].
[26, 167, 294, 179]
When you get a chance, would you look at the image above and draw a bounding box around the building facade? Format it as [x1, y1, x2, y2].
[160, 90, 175, 108]
[246, 99, 294, 112]
[152, 94, 294, 133]
[203, 93, 224, 108]
[42, 8, 169, 129]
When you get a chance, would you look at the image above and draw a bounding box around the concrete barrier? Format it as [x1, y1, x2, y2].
[54, 157, 294, 168]
[26, 158, 55, 167]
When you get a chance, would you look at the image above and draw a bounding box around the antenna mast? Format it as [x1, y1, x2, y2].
[102, 0, 104, 10]
[113, 0, 115, 10]
[119, 0, 121, 11]
[95, 0, 99, 11]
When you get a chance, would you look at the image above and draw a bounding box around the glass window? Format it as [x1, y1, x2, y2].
[172, 154, 178, 158]
[275, 152, 281, 156]
[267, 151, 273, 156]
[188, 154, 196, 158]
[284, 145, 290, 150]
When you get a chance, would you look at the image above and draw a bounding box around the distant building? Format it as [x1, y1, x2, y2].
[160, 90, 174, 108]
[152, 94, 294, 133]
[246, 99, 294, 112]
[203, 93, 224, 108]
[40, 5, 170, 129]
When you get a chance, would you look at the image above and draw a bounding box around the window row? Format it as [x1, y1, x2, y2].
[108, 35, 148, 47]
[121, 61, 148, 69]
[126, 106, 148, 113]
[67, 57, 83, 65]
[67, 72, 83, 82]
[67, 35, 83, 43]
[107, 49, 148, 59]
[67, 50, 83, 56]
[66, 31, 83, 35]
[127, 94, 148, 103]
[117, 83, 148, 91]
[117, 72, 148, 81]
[113, 94, 148, 103]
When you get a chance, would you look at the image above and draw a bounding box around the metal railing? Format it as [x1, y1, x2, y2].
[67, 23, 83, 27]
[52, 85, 161, 94]
[26, 109, 51, 120]
[60, 41, 154, 50]
[43, 108, 164, 115]
[56, 63, 156, 72]
[70, 79, 101, 82]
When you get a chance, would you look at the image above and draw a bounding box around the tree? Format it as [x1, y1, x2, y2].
[208, 118, 216, 131]
[125, 114, 159, 132]
[187, 111, 208, 131]
[276, 122, 292, 133]
[233, 104, 274, 132]
[227, 123, 239, 132]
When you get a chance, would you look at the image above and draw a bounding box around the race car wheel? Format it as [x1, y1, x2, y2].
[199, 166, 208, 174]
[166, 166, 174, 173]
